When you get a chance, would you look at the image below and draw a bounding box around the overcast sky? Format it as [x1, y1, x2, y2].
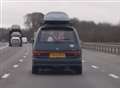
[1, 1, 120, 28]
[3, 0, 120, 1]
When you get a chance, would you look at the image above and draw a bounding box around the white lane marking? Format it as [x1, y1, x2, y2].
[13, 64, 19, 68]
[1, 73, 10, 79]
[91, 65, 99, 69]
[19, 59, 23, 62]
[23, 56, 26, 58]
[109, 74, 119, 79]
[82, 60, 85, 63]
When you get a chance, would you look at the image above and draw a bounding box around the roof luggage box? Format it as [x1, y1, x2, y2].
[44, 12, 70, 25]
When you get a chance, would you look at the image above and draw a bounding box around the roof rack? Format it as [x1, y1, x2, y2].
[9, 25, 22, 35]
[44, 12, 70, 24]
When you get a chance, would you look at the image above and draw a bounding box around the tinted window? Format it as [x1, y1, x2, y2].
[39, 30, 76, 43]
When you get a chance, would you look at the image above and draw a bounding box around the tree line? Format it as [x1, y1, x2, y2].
[0, 12, 120, 42]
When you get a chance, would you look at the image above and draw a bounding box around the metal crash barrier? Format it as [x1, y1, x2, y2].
[82, 43, 120, 55]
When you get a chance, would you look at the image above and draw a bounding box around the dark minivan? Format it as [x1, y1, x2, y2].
[32, 12, 82, 74]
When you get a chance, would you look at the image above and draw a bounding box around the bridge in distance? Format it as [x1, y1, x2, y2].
[0, 42, 120, 88]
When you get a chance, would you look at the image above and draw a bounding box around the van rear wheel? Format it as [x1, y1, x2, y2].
[72, 66, 82, 75]
[32, 65, 39, 74]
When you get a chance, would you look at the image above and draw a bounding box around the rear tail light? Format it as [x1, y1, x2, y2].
[32, 50, 48, 57]
[65, 50, 81, 57]
[33, 50, 81, 57]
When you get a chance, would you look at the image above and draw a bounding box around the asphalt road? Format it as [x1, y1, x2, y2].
[0, 44, 120, 88]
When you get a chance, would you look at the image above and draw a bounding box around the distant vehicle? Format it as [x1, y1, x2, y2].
[22, 37, 28, 44]
[11, 25, 21, 29]
[32, 12, 82, 74]
[9, 25, 22, 47]
[11, 32, 21, 37]
[10, 37, 21, 47]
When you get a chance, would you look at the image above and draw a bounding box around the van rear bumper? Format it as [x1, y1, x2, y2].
[32, 58, 82, 68]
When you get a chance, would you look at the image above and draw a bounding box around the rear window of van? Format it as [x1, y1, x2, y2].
[39, 30, 76, 43]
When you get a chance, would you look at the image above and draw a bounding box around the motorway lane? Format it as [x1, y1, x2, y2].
[83, 49, 120, 77]
[0, 44, 29, 75]
[0, 44, 120, 88]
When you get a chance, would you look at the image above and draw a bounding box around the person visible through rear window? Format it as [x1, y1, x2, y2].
[39, 30, 75, 43]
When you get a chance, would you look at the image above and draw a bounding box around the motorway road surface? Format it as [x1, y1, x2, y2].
[0, 44, 120, 88]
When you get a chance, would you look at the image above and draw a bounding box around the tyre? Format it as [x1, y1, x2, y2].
[73, 65, 82, 75]
[19, 45, 22, 47]
[9, 44, 12, 47]
[32, 65, 39, 74]
[19, 44, 22, 47]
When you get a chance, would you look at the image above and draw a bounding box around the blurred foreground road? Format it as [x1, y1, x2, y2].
[0, 43, 120, 88]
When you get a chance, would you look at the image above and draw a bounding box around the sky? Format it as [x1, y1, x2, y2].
[0, 0, 2, 26]
[3, 0, 120, 1]
[1, 0, 120, 28]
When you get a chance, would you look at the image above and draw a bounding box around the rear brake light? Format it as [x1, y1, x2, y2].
[32, 50, 48, 57]
[65, 50, 81, 57]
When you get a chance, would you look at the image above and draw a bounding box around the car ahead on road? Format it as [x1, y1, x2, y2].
[9, 25, 23, 47]
[10, 37, 22, 47]
[32, 12, 82, 74]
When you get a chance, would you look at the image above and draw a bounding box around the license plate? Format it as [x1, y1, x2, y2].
[49, 52, 65, 58]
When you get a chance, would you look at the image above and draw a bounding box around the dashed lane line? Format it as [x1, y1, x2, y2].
[23, 56, 26, 58]
[19, 59, 23, 62]
[1, 73, 10, 79]
[90, 65, 119, 80]
[13, 64, 19, 68]
[91, 65, 99, 69]
[82, 60, 85, 63]
[109, 74, 119, 79]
